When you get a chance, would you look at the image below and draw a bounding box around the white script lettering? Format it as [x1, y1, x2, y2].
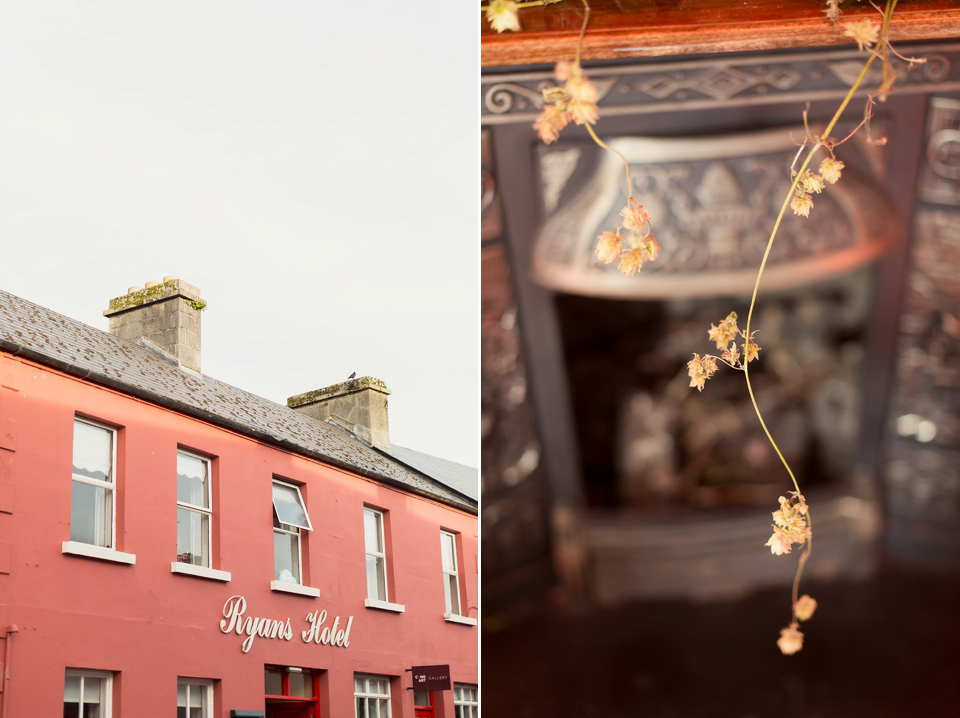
[219, 595, 293, 653]
[302, 609, 353, 648]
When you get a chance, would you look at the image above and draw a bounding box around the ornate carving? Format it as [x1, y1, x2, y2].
[889, 209, 960, 449]
[638, 65, 802, 102]
[532, 127, 898, 298]
[482, 44, 960, 124]
[481, 130, 503, 241]
[539, 147, 582, 213]
[481, 245, 550, 581]
[920, 97, 960, 204]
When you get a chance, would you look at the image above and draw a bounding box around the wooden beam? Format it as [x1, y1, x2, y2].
[482, 0, 960, 67]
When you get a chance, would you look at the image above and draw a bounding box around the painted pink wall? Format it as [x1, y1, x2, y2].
[0, 353, 478, 717]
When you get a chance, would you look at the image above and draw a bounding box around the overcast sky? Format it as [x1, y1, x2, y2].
[0, 2, 478, 467]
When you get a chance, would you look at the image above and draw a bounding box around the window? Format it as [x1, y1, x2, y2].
[440, 531, 461, 616]
[453, 684, 478, 718]
[176, 451, 211, 567]
[177, 678, 212, 718]
[272, 480, 312, 585]
[64, 669, 112, 718]
[264, 666, 319, 715]
[70, 419, 116, 548]
[363, 508, 387, 601]
[355, 674, 391, 718]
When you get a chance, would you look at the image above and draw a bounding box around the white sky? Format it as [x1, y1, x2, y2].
[0, 2, 478, 467]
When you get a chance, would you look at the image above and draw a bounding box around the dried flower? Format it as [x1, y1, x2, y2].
[819, 157, 844, 184]
[791, 191, 813, 217]
[687, 353, 718, 392]
[641, 237, 660, 263]
[708, 312, 740, 351]
[722, 343, 740, 365]
[765, 529, 794, 556]
[595, 231, 622, 264]
[554, 60, 575, 83]
[618, 247, 646, 276]
[794, 594, 817, 622]
[620, 198, 651, 231]
[535, 104, 570, 144]
[799, 170, 825, 194]
[533, 61, 600, 143]
[743, 334, 760, 363]
[486, 0, 521, 33]
[844, 19, 881, 52]
[766, 492, 810, 554]
[824, 0, 841, 24]
[777, 623, 804, 655]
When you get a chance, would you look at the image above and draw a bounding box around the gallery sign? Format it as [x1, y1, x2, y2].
[219, 595, 354, 653]
[411, 664, 451, 691]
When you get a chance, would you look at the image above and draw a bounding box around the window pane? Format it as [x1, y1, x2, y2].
[365, 555, 385, 601]
[413, 691, 430, 707]
[177, 683, 188, 706]
[272, 483, 311, 529]
[363, 510, 382, 552]
[274, 530, 300, 583]
[441, 533, 456, 571]
[73, 421, 112, 482]
[265, 669, 283, 696]
[177, 507, 210, 566]
[446, 574, 460, 614]
[65, 674, 81, 702]
[84, 677, 103, 704]
[356, 697, 366, 718]
[177, 453, 208, 508]
[289, 671, 312, 697]
[70, 481, 111, 547]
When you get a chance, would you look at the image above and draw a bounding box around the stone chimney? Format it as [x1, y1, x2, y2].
[103, 277, 205, 372]
[288, 377, 391, 450]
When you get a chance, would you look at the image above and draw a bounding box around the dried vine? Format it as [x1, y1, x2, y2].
[483, 0, 923, 654]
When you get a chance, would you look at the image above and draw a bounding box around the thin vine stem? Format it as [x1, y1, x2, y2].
[742, 0, 897, 623]
[585, 122, 634, 202]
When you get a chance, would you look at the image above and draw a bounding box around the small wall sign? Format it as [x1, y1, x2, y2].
[411, 664, 451, 691]
[219, 595, 354, 654]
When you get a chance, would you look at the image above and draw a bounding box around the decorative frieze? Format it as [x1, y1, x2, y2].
[482, 45, 960, 125]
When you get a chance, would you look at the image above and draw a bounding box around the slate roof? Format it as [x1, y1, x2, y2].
[385, 445, 479, 502]
[0, 288, 477, 513]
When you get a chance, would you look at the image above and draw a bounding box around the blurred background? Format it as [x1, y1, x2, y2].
[481, 4, 960, 716]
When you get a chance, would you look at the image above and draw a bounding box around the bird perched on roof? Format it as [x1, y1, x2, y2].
[346, 371, 357, 389]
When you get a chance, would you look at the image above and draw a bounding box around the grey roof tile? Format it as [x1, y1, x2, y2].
[385, 445, 479, 502]
[0, 289, 476, 513]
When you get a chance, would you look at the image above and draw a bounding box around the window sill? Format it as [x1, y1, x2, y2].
[271, 580, 320, 598]
[364, 598, 405, 613]
[171, 562, 232, 582]
[62, 541, 136, 565]
[444, 613, 478, 626]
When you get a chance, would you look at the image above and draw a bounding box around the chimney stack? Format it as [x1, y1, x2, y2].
[288, 377, 391, 450]
[104, 277, 205, 372]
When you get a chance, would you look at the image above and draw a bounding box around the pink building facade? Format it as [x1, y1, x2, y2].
[0, 282, 478, 718]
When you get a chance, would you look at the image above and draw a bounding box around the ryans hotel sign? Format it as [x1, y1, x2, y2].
[219, 595, 355, 653]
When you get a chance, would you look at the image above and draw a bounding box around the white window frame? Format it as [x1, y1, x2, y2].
[70, 417, 117, 549]
[176, 449, 212, 568]
[441, 530, 462, 616]
[362, 507, 404, 611]
[271, 479, 315, 591]
[177, 677, 213, 718]
[363, 508, 387, 601]
[453, 683, 478, 718]
[64, 668, 113, 718]
[354, 673, 391, 718]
